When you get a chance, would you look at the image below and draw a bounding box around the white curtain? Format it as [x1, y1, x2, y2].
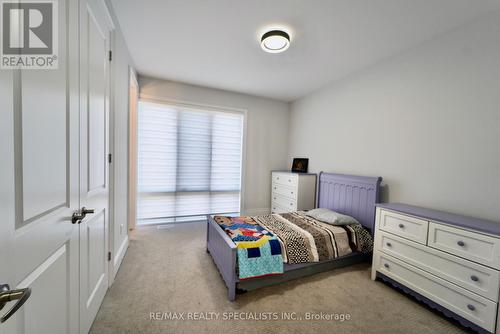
[137, 101, 243, 224]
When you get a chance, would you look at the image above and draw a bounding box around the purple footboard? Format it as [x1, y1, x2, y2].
[206, 215, 238, 301]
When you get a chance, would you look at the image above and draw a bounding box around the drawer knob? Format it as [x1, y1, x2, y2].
[288, 179, 291, 182]
[457, 240, 465, 247]
[291, 191, 293, 194]
[274, 197, 276, 200]
[470, 275, 479, 282]
[277, 177, 280, 180]
[383, 263, 390, 269]
[386, 242, 392, 247]
[398, 223, 404, 228]
[467, 304, 476, 311]
[290, 203, 293, 206]
[274, 187, 276, 190]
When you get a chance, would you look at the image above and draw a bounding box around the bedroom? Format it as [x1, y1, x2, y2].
[0, 0, 499, 333]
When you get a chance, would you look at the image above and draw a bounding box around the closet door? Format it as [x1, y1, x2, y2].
[0, 0, 80, 333]
[78, 0, 113, 333]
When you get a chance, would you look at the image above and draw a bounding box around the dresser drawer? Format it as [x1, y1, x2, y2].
[375, 252, 497, 332]
[271, 182, 297, 200]
[379, 231, 500, 301]
[272, 193, 297, 212]
[272, 173, 298, 187]
[379, 210, 428, 244]
[428, 223, 500, 270]
[271, 203, 290, 214]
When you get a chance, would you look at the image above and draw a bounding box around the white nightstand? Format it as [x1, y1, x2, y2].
[271, 171, 317, 213]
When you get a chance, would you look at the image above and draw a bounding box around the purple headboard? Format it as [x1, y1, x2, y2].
[317, 172, 382, 234]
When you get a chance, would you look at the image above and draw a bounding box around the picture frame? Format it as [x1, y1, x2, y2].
[291, 158, 309, 173]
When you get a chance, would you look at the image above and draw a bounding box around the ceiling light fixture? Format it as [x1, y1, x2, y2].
[260, 30, 290, 53]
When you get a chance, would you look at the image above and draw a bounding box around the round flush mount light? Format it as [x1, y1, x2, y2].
[260, 30, 290, 53]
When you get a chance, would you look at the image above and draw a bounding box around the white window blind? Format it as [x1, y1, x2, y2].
[137, 101, 243, 224]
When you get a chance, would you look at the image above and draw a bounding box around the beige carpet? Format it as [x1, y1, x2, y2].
[90, 222, 469, 334]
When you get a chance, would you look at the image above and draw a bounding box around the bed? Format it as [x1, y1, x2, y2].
[206, 172, 382, 300]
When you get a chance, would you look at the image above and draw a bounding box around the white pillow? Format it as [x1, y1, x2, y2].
[305, 208, 359, 226]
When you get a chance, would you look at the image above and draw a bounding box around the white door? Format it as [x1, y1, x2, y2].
[0, 0, 80, 333]
[78, 0, 112, 333]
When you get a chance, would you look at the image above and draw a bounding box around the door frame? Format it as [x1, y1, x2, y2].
[128, 67, 139, 231]
[105, 8, 117, 287]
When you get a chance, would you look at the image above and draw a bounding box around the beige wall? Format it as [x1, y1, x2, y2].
[138, 76, 290, 215]
[288, 12, 500, 222]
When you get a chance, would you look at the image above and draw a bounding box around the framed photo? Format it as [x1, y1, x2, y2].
[291, 158, 308, 173]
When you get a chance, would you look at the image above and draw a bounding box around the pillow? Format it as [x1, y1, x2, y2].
[305, 208, 359, 226]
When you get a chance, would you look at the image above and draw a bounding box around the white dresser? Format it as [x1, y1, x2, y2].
[271, 171, 316, 213]
[372, 203, 500, 333]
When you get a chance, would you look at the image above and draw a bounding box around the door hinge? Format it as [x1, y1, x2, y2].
[108, 50, 112, 61]
[108, 153, 112, 164]
[108, 252, 111, 262]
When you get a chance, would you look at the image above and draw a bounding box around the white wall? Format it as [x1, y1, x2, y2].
[106, 0, 134, 280]
[138, 76, 290, 215]
[288, 12, 500, 222]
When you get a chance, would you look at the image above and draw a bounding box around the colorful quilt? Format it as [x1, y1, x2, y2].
[213, 216, 284, 280]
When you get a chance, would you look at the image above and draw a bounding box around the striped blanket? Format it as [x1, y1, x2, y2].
[254, 211, 373, 264]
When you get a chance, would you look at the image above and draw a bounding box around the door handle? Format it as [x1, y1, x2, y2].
[0, 284, 31, 323]
[71, 207, 96, 224]
[81, 207, 95, 215]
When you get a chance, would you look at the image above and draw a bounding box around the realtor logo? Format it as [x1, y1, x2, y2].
[1, 0, 58, 69]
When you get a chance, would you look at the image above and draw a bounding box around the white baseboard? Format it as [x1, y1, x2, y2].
[241, 207, 270, 216]
[112, 236, 129, 280]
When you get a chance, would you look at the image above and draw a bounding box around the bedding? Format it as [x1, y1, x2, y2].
[254, 211, 372, 264]
[214, 211, 373, 279]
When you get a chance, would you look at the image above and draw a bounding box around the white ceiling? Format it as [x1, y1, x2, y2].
[110, 0, 500, 101]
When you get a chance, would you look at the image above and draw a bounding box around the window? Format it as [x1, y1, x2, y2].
[137, 101, 244, 224]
